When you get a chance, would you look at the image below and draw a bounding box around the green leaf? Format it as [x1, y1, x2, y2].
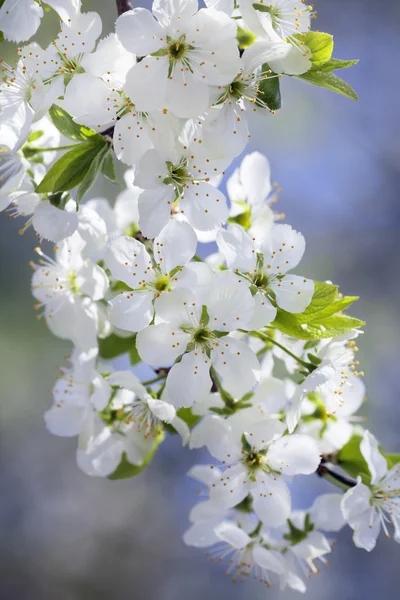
[0, 31, 4, 43]
[49, 105, 105, 144]
[101, 149, 117, 182]
[318, 58, 359, 73]
[237, 26, 257, 49]
[271, 281, 362, 340]
[298, 70, 358, 101]
[383, 453, 400, 469]
[257, 65, 281, 111]
[109, 431, 164, 480]
[176, 407, 200, 429]
[76, 144, 109, 204]
[98, 333, 137, 360]
[295, 31, 333, 68]
[36, 143, 105, 194]
[337, 434, 370, 481]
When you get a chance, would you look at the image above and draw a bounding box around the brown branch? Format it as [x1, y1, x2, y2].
[116, 0, 133, 15]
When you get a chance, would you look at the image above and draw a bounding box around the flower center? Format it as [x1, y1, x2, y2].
[168, 40, 188, 61]
[68, 271, 79, 294]
[192, 327, 212, 346]
[154, 274, 170, 293]
[229, 79, 246, 100]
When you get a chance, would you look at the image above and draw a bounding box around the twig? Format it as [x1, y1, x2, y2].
[317, 463, 356, 491]
[116, 0, 133, 15]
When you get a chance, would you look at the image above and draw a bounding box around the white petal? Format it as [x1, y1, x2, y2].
[183, 521, 220, 548]
[32, 200, 78, 242]
[147, 398, 176, 423]
[116, 7, 165, 55]
[190, 415, 241, 461]
[108, 371, 147, 396]
[136, 323, 190, 366]
[216, 225, 256, 271]
[104, 236, 152, 288]
[212, 337, 260, 398]
[267, 434, 320, 475]
[81, 32, 136, 87]
[77, 262, 109, 301]
[272, 275, 314, 314]
[310, 493, 346, 532]
[252, 546, 285, 575]
[209, 463, 249, 508]
[108, 290, 154, 332]
[44, 403, 87, 437]
[252, 477, 291, 527]
[180, 182, 228, 232]
[46, 0, 80, 23]
[242, 38, 291, 73]
[247, 292, 277, 330]
[205, 270, 255, 331]
[360, 430, 388, 485]
[187, 464, 223, 486]
[167, 351, 212, 407]
[154, 287, 198, 326]
[114, 112, 153, 166]
[138, 188, 172, 239]
[154, 219, 197, 273]
[171, 415, 190, 444]
[268, 224, 306, 273]
[214, 522, 251, 549]
[244, 418, 285, 451]
[240, 152, 272, 209]
[123, 57, 169, 113]
[153, 0, 198, 28]
[268, 44, 312, 76]
[166, 71, 210, 119]
[0, 0, 43, 43]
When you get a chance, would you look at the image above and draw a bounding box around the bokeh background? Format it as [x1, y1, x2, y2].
[1, 0, 400, 598]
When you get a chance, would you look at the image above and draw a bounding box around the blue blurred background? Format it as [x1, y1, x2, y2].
[1, 0, 399, 597]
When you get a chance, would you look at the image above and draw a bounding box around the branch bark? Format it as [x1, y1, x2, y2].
[116, 0, 133, 15]
[317, 463, 356, 490]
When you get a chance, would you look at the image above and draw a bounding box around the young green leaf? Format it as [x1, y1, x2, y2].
[76, 144, 109, 204]
[99, 333, 137, 360]
[49, 104, 106, 144]
[109, 432, 165, 480]
[295, 31, 334, 68]
[298, 70, 358, 101]
[237, 25, 257, 49]
[257, 65, 282, 111]
[318, 58, 359, 73]
[101, 149, 117, 182]
[36, 143, 105, 194]
[337, 435, 371, 482]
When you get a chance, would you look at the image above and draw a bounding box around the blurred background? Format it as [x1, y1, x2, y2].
[1, 0, 399, 598]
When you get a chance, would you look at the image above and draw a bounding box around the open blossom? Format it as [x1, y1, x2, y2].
[191, 414, 320, 525]
[0, 44, 64, 147]
[218, 223, 314, 329]
[104, 219, 197, 332]
[0, 0, 81, 43]
[134, 134, 229, 238]
[287, 333, 363, 433]
[63, 33, 179, 166]
[342, 431, 400, 551]
[239, 1, 312, 75]
[116, 0, 241, 118]
[136, 271, 259, 406]
[31, 239, 109, 351]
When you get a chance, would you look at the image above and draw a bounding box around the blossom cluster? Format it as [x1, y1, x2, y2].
[0, 0, 398, 594]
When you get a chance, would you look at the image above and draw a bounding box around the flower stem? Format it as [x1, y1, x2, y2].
[317, 464, 356, 491]
[249, 330, 312, 370]
[142, 374, 166, 387]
